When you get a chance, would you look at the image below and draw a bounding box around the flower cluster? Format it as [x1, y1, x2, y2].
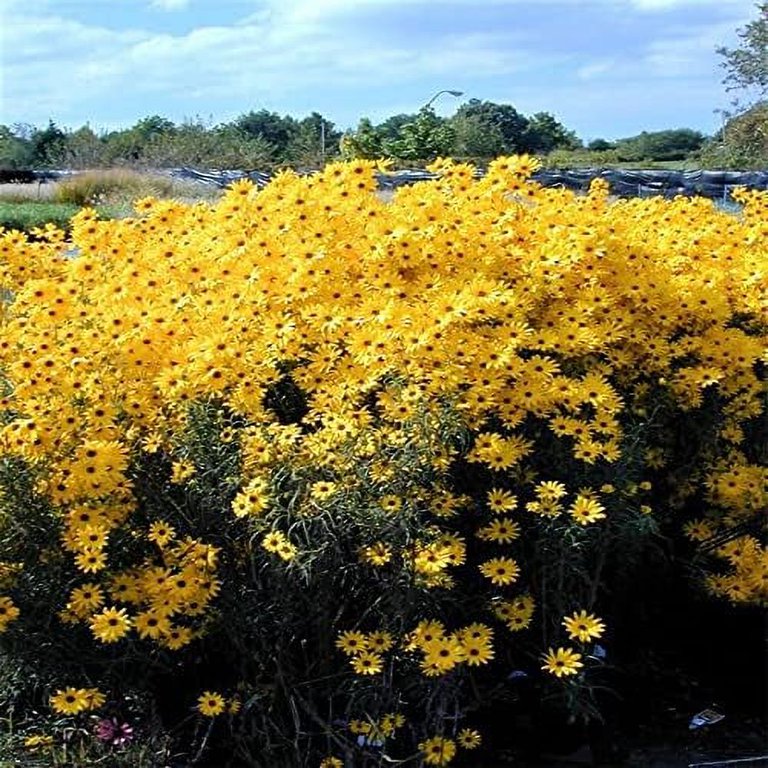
[0, 158, 765, 763]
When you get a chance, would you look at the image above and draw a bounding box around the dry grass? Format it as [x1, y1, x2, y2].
[53, 168, 222, 207]
[0, 182, 59, 203]
[0, 170, 223, 208]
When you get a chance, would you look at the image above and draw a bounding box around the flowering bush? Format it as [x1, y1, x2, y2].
[0, 157, 765, 766]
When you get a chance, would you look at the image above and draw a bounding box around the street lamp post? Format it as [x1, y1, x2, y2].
[423, 89, 464, 110]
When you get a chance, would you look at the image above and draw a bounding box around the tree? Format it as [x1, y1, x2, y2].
[522, 112, 581, 154]
[699, 101, 768, 169]
[234, 110, 298, 162]
[717, 2, 767, 98]
[615, 129, 705, 161]
[0, 125, 34, 169]
[451, 99, 530, 155]
[450, 112, 505, 158]
[384, 107, 455, 162]
[65, 125, 107, 169]
[341, 118, 385, 159]
[133, 115, 177, 141]
[376, 113, 418, 141]
[587, 138, 615, 151]
[29, 120, 67, 167]
[286, 113, 342, 167]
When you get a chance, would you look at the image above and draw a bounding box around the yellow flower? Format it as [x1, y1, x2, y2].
[457, 728, 482, 749]
[487, 488, 517, 512]
[262, 530, 287, 553]
[367, 630, 394, 652]
[359, 542, 392, 566]
[24, 734, 54, 750]
[460, 635, 495, 666]
[135, 610, 172, 639]
[67, 583, 105, 617]
[562, 610, 605, 643]
[476, 517, 520, 543]
[0, 596, 21, 629]
[84, 687, 106, 709]
[351, 651, 383, 675]
[148, 520, 176, 546]
[419, 736, 457, 766]
[74, 548, 108, 574]
[162, 625, 193, 650]
[171, 460, 195, 484]
[541, 647, 584, 677]
[50, 687, 90, 715]
[569, 495, 606, 525]
[90, 606, 132, 643]
[310, 480, 337, 501]
[197, 691, 226, 717]
[319, 758, 343, 768]
[336, 630, 368, 655]
[479, 557, 520, 586]
[378, 494, 403, 513]
[421, 636, 465, 674]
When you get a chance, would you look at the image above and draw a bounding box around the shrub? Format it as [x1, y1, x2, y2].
[0, 159, 765, 766]
[52, 169, 218, 208]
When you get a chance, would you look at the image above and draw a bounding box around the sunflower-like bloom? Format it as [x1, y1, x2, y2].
[419, 736, 457, 766]
[541, 646, 584, 677]
[479, 557, 520, 586]
[50, 687, 94, 715]
[90, 606, 132, 643]
[563, 610, 605, 642]
[196, 691, 226, 717]
[457, 728, 482, 749]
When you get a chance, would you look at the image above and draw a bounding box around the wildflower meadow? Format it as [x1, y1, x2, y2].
[0, 157, 765, 766]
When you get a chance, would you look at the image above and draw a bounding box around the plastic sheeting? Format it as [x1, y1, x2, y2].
[11, 167, 767, 200]
[168, 166, 768, 200]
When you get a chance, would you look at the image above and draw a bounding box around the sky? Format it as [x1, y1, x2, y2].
[0, 0, 758, 142]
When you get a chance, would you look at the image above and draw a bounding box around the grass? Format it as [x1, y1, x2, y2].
[0, 169, 223, 234]
[52, 168, 222, 207]
[0, 201, 128, 234]
[0, 201, 82, 233]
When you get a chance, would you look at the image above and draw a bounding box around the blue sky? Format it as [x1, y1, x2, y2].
[0, 0, 758, 141]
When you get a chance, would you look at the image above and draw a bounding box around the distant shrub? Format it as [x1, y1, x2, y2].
[53, 169, 179, 207]
[542, 147, 622, 168]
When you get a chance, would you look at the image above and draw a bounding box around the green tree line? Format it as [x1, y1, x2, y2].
[0, 103, 714, 171]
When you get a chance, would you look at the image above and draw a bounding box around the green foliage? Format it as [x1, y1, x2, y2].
[0, 127, 35, 170]
[523, 112, 582, 154]
[615, 129, 706, 162]
[452, 99, 530, 155]
[698, 101, 768, 169]
[587, 138, 615, 152]
[718, 2, 768, 98]
[29, 122, 67, 169]
[385, 107, 455, 161]
[543, 147, 622, 168]
[0, 202, 81, 233]
[341, 118, 385, 159]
